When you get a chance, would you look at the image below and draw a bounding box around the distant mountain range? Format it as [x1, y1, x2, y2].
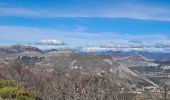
[1, 45, 170, 61]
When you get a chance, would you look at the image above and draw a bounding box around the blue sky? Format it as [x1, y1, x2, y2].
[0, 0, 170, 51]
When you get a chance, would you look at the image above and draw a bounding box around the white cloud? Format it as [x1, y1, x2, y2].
[100, 41, 150, 49]
[81, 46, 168, 53]
[82, 46, 116, 52]
[36, 39, 65, 45]
[82, 40, 170, 52]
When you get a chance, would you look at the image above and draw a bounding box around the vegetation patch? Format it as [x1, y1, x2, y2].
[0, 80, 15, 88]
[0, 80, 38, 100]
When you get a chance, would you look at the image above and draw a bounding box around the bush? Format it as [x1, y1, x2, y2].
[0, 79, 39, 100]
[0, 80, 15, 89]
[0, 86, 37, 100]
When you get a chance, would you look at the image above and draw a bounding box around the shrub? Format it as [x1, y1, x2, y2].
[0, 86, 37, 100]
[0, 80, 15, 89]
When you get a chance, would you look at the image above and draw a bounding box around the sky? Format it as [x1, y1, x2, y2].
[0, 0, 170, 51]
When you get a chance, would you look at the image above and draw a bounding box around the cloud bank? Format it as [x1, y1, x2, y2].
[82, 41, 170, 53]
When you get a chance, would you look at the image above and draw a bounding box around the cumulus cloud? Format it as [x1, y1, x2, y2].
[36, 39, 65, 45]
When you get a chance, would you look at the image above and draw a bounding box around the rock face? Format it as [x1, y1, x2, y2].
[17, 56, 45, 65]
